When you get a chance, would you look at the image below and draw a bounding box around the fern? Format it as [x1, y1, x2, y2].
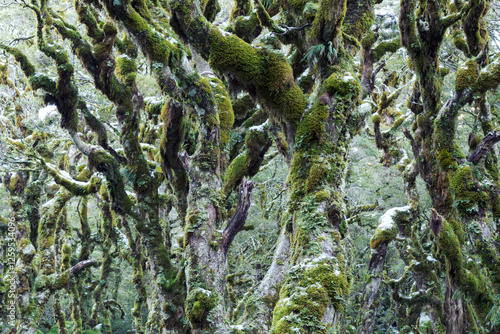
[302, 44, 326, 63]
[302, 42, 336, 64]
[262, 0, 273, 9]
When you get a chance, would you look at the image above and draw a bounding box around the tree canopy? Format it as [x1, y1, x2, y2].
[1, 0, 500, 333]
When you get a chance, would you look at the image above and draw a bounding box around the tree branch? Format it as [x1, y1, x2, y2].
[403, 128, 420, 157]
[70, 259, 99, 276]
[222, 178, 255, 255]
[468, 128, 500, 165]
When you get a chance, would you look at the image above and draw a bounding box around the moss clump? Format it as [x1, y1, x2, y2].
[453, 30, 470, 55]
[210, 28, 259, 82]
[295, 102, 329, 147]
[361, 31, 377, 49]
[371, 114, 381, 124]
[450, 165, 489, 214]
[473, 59, 500, 93]
[229, 0, 252, 21]
[185, 288, 217, 328]
[322, 70, 361, 98]
[370, 207, 411, 248]
[435, 217, 492, 317]
[144, 97, 166, 115]
[209, 28, 306, 126]
[305, 158, 330, 193]
[372, 38, 401, 62]
[437, 148, 457, 171]
[311, 0, 347, 44]
[227, 12, 262, 43]
[29, 74, 57, 92]
[201, 0, 221, 22]
[224, 127, 270, 192]
[303, 2, 319, 21]
[209, 78, 234, 144]
[224, 153, 248, 191]
[271, 256, 350, 333]
[115, 55, 137, 85]
[314, 190, 331, 202]
[455, 59, 479, 91]
[232, 94, 254, 121]
[343, 11, 374, 41]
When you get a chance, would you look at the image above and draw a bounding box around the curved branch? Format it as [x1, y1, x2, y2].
[71, 259, 99, 276]
[222, 178, 255, 255]
[468, 128, 500, 165]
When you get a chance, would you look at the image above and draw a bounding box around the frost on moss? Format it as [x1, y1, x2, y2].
[271, 255, 350, 333]
[322, 70, 362, 98]
[370, 206, 411, 248]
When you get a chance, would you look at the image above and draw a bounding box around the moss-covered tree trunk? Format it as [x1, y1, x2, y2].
[400, 0, 500, 330]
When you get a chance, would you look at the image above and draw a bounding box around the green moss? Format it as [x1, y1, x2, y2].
[145, 97, 166, 115]
[452, 29, 470, 56]
[185, 288, 217, 328]
[227, 12, 262, 43]
[361, 30, 377, 49]
[371, 114, 381, 124]
[88, 149, 133, 214]
[314, 190, 331, 201]
[455, 59, 479, 91]
[115, 55, 137, 85]
[5, 46, 36, 77]
[224, 153, 248, 191]
[295, 102, 329, 146]
[229, 0, 251, 21]
[303, 2, 320, 21]
[437, 149, 457, 171]
[473, 59, 500, 93]
[209, 78, 234, 144]
[209, 29, 306, 126]
[271, 256, 349, 333]
[492, 196, 500, 220]
[305, 158, 330, 193]
[311, 0, 347, 43]
[201, 0, 221, 22]
[435, 217, 493, 317]
[436, 219, 463, 268]
[450, 165, 489, 214]
[209, 29, 260, 82]
[343, 11, 374, 41]
[372, 38, 401, 62]
[322, 70, 361, 98]
[370, 222, 397, 249]
[29, 74, 57, 92]
[232, 94, 254, 121]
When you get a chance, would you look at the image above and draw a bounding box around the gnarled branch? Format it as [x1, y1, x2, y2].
[468, 128, 500, 165]
[222, 178, 255, 255]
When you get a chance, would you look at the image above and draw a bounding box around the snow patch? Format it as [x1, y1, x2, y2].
[248, 119, 269, 132]
[38, 105, 58, 121]
[378, 206, 411, 231]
